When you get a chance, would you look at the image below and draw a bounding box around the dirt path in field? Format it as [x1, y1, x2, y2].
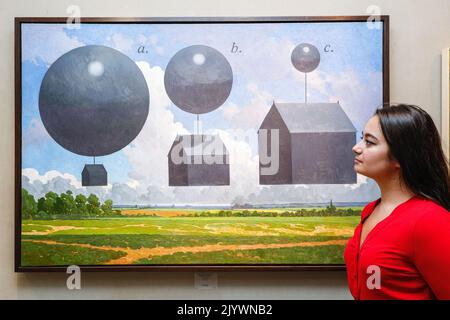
[23, 223, 354, 237]
[22, 224, 124, 236]
[203, 223, 354, 237]
[22, 239, 349, 265]
[22, 225, 82, 235]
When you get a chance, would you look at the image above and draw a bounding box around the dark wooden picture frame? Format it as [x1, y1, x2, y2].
[442, 48, 449, 160]
[15, 16, 389, 272]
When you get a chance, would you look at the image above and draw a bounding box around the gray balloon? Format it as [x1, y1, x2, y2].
[291, 43, 321, 73]
[39, 45, 149, 157]
[164, 45, 233, 114]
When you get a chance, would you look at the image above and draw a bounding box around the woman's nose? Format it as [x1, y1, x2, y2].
[352, 142, 362, 155]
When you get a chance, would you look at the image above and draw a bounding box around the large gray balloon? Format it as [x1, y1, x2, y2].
[291, 43, 321, 73]
[164, 45, 233, 114]
[39, 45, 149, 157]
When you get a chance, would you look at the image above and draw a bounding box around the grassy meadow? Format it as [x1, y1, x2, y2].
[21, 207, 360, 267]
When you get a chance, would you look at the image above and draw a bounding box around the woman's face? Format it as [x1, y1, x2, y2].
[352, 115, 400, 180]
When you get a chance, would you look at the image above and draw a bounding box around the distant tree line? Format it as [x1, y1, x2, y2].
[183, 201, 361, 217]
[21, 189, 121, 219]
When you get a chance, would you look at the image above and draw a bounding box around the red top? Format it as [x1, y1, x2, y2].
[344, 196, 450, 300]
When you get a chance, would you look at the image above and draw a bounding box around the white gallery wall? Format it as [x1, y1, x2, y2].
[1, 0, 449, 299]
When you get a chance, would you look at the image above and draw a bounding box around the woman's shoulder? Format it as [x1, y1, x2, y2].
[409, 197, 450, 237]
[360, 196, 449, 223]
[408, 196, 449, 217]
[410, 197, 450, 259]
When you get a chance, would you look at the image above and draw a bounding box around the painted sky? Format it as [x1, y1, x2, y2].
[21, 21, 384, 205]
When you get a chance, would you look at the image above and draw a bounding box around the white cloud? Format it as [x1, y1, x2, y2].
[111, 33, 134, 53]
[246, 174, 379, 205]
[126, 179, 140, 189]
[22, 25, 84, 65]
[21, 168, 143, 204]
[222, 102, 240, 120]
[22, 166, 380, 206]
[122, 61, 189, 188]
[22, 168, 81, 189]
[211, 128, 260, 200]
[222, 83, 274, 130]
[295, 70, 329, 98]
[292, 69, 382, 129]
[327, 70, 382, 129]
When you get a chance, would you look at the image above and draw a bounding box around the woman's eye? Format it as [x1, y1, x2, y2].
[360, 137, 375, 145]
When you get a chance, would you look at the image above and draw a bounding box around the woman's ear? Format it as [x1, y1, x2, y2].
[388, 152, 401, 169]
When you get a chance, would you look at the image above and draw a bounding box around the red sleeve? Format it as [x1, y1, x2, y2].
[413, 207, 450, 299]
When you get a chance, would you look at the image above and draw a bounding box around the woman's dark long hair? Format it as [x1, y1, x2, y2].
[375, 104, 450, 210]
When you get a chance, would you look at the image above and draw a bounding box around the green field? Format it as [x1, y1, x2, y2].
[21, 215, 360, 266]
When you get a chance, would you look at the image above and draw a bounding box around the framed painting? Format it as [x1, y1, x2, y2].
[15, 16, 389, 272]
[442, 48, 450, 159]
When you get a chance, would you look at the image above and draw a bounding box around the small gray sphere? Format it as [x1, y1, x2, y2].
[39, 45, 149, 157]
[164, 45, 233, 114]
[291, 43, 321, 73]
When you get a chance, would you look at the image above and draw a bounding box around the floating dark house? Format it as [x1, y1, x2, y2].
[82, 164, 108, 186]
[258, 102, 357, 184]
[168, 134, 230, 186]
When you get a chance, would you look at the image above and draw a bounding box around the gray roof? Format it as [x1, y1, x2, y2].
[169, 134, 229, 156]
[82, 164, 107, 175]
[271, 102, 356, 133]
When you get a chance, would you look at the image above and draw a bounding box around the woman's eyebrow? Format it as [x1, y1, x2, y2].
[362, 131, 379, 141]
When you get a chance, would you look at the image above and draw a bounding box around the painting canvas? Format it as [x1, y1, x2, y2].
[16, 17, 389, 271]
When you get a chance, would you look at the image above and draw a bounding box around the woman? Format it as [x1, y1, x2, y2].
[344, 103, 450, 300]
